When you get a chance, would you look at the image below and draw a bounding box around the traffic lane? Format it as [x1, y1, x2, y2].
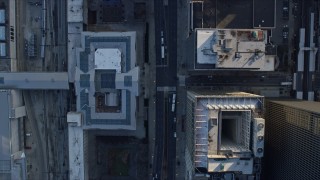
[165, 0, 177, 179]
[156, 30, 177, 86]
[153, 91, 166, 179]
[271, 0, 291, 45]
[156, 67, 177, 86]
[155, 0, 177, 86]
[153, 0, 165, 178]
[154, 0, 178, 178]
[167, 0, 177, 72]
[155, 0, 165, 66]
[166, 96, 176, 180]
[186, 75, 289, 85]
[186, 75, 289, 81]
[185, 80, 289, 86]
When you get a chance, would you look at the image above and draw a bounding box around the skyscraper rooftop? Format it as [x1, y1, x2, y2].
[74, 31, 139, 130]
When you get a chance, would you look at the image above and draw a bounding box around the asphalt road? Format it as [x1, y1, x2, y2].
[153, 0, 164, 178]
[164, 1, 178, 179]
[186, 73, 290, 87]
[153, 0, 178, 179]
[153, 91, 164, 179]
[166, 92, 177, 180]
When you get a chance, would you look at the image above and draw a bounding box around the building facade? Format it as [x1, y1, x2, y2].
[185, 90, 265, 179]
[264, 100, 320, 179]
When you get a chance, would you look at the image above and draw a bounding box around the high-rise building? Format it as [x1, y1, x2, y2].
[67, 1, 143, 179]
[74, 31, 139, 130]
[185, 90, 265, 179]
[68, 29, 140, 180]
[264, 100, 320, 179]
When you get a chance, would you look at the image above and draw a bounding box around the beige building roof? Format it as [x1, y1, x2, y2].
[190, 90, 263, 98]
[269, 100, 320, 114]
[196, 29, 274, 71]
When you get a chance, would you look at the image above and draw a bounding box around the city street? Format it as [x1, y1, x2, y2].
[5, 0, 313, 180]
[153, 0, 165, 177]
[153, 0, 177, 179]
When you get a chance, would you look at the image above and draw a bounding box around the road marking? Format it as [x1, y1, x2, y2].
[216, 14, 236, 28]
[156, 86, 176, 91]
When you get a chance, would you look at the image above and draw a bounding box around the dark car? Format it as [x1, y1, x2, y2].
[283, 25, 289, 43]
[283, 0, 289, 20]
[292, 3, 298, 18]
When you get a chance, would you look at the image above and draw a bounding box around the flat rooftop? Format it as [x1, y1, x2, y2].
[190, 90, 263, 98]
[188, 90, 264, 174]
[196, 29, 274, 71]
[253, 0, 275, 28]
[67, 113, 84, 180]
[191, 0, 275, 29]
[94, 48, 121, 73]
[67, 0, 83, 22]
[191, 0, 253, 29]
[74, 31, 139, 130]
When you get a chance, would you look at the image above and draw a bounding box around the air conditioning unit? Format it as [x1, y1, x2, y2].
[252, 118, 265, 157]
